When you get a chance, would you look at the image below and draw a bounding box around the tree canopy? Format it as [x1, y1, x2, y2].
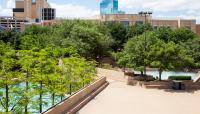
[0, 19, 200, 113]
[116, 27, 197, 80]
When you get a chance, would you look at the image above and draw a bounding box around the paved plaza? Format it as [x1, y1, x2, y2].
[77, 68, 200, 114]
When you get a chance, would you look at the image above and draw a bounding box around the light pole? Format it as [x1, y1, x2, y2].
[138, 11, 152, 76]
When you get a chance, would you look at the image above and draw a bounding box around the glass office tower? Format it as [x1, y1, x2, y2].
[100, 0, 118, 14]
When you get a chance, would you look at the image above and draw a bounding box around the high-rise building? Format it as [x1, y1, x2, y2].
[100, 0, 118, 14]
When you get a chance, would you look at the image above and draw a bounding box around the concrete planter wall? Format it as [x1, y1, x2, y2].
[42, 77, 109, 114]
[128, 76, 200, 90]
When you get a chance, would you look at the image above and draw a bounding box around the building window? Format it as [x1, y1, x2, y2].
[185, 26, 191, 30]
[121, 21, 129, 26]
[42, 8, 56, 21]
[13, 8, 24, 12]
[153, 26, 158, 30]
[32, 0, 36, 4]
[135, 21, 143, 25]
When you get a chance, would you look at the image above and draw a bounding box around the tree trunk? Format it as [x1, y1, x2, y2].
[60, 95, 63, 101]
[159, 69, 162, 81]
[123, 66, 125, 73]
[5, 84, 9, 112]
[69, 83, 72, 95]
[39, 81, 43, 113]
[82, 82, 85, 88]
[144, 67, 146, 76]
[25, 71, 29, 114]
[141, 71, 144, 76]
[52, 93, 55, 106]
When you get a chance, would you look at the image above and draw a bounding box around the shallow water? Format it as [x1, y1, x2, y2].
[135, 70, 197, 80]
[0, 83, 68, 113]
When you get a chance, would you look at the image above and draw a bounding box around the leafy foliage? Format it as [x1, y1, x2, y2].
[148, 40, 193, 80]
[181, 38, 200, 68]
[168, 76, 192, 80]
[0, 19, 200, 113]
[0, 24, 97, 113]
[117, 32, 157, 73]
[20, 20, 113, 60]
[171, 28, 196, 43]
[0, 29, 20, 49]
[116, 27, 196, 80]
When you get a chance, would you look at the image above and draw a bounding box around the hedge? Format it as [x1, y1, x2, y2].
[168, 76, 192, 80]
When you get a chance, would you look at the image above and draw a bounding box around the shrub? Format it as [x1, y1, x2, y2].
[168, 76, 192, 80]
[101, 63, 112, 69]
[132, 75, 155, 81]
[124, 71, 134, 76]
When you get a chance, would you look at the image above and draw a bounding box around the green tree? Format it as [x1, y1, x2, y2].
[35, 49, 56, 113]
[148, 40, 194, 80]
[20, 20, 113, 60]
[115, 32, 157, 75]
[0, 42, 22, 112]
[20, 25, 52, 50]
[171, 28, 196, 43]
[0, 29, 20, 49]
[104, 22, 127, 51]
[181, 37, 200, 68]
[44, 47, 74, 106]
[113, 52, 131, 72]
[68, 24, 112, 60]
[18, 50, 37, 114]
[155, 26, 173, 42]
[62, 56, 96, 92]
[0, 20, 101, 113]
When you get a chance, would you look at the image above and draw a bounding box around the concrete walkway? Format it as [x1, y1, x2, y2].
[77, 68, 200, 114]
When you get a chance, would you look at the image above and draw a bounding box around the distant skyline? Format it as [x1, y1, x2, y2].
[0, 0, 200, 23]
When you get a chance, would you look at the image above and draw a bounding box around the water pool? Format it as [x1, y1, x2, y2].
[0, 83, 68, 114]
[135, 70, 197, 80]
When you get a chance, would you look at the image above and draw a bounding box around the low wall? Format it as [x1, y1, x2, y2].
[128, 76, 200, 90]
[43, 77, 109, 114]
[182, 81, 200, 90]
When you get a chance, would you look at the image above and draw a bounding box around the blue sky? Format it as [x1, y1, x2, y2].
[1, 0, 200, 23]
[49, 0, 99, 9]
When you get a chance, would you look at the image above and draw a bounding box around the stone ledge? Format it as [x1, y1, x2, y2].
[42, 77, 109, 114]
[128, 76, 200, 90]
[66, 82, 109, 114]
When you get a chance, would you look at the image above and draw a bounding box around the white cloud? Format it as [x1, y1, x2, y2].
[0, 0, 99, 18]
[0, 0, 14, 16]
[118, 0, 200, 23]
[0, 7, 12, 16]
[50, 3, 99, 19]
[1, 0, 200, 23]
[119, 0, 200, 12]
[6, 0, 15, 8]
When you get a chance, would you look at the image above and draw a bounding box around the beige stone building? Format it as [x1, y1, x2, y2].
[151, 18, 196, 32]
[196, 24, 200, 35]
[0, 0, 56, 31]
[100, 14, 199, 35]
[13, 0, 55, 21]
[100, 14, 150, 25]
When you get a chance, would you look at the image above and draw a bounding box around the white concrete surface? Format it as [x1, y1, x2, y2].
[77, 68, 200, 114]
